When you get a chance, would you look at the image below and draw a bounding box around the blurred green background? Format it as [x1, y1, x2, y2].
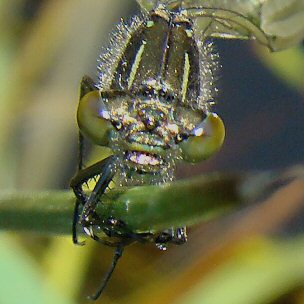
[0, 1, 304, 303]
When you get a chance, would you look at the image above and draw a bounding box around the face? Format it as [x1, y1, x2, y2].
[100, 85, 203, 184]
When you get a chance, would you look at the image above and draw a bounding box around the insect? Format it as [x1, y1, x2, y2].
[70, 0, 268, 300]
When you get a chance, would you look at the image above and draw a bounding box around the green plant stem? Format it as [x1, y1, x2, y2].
[0, 173, 246, 236]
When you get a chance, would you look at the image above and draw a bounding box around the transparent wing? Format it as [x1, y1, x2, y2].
[184, 3, 270, 48]
[136, 0, 304, 51]
[136, 0, 159, 11]
[260, 0, 304, 50]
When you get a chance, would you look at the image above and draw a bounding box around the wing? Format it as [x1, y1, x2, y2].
[137, 0, 304, 51]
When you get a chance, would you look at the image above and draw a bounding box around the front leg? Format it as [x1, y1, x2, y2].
[70, 156, 115, 240]
[80, 157, 115, 225]
[72, 198, 84, 245]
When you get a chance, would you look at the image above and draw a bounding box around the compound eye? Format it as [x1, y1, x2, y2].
[179, 112, 225, 163]
[77, 90, 114, 146]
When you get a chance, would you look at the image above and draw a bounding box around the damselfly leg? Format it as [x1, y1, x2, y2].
[71, 156, 116, 244]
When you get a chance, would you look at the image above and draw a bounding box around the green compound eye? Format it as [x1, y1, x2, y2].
[180, 112, 225, 163]
[77, 90, 114, 146]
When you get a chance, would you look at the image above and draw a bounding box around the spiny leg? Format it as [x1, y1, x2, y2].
[80, 157, 115, 225]
[79, 75, 98, 99]
[88, 243, 125, 301]
[78, 131, 85, 171]
[72, 198, 85, 245]
[72, 132, 87, 245]
[70, 156, 116, 242]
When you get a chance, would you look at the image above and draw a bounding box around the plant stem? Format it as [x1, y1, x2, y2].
[0, 173, 245, 236]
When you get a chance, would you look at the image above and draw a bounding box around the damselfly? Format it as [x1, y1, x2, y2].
[70, 0, 269, 300]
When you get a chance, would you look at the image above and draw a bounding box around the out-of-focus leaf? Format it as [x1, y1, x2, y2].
[0, 235, 75, 304]
[42, 237, 94, 300]
[136, 0, 304, 50]
[176, 237, 304, 304]
[256, 45, 304, 92]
